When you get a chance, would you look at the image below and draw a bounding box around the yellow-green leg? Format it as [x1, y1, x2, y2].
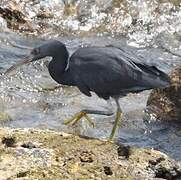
[63, 99, 121, 141]
[64, 111, 95, 127]
[109, 108, 122, 140]
[109, 98, 122, 141]
[64, 109, 113, 128]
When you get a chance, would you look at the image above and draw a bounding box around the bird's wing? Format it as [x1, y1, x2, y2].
[108, 46, 170, 83]
[68, 48, 146, 97]
[69, 47, 170, 98]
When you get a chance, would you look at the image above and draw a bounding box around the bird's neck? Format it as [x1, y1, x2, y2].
[48, 55, 74, 86]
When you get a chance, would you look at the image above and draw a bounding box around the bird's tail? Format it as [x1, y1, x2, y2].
[157, 75, 171, 88]
[111, 45, 171, 89]
[154, 67, 171, 87]
[135, 62, 171, 88]
[147, 66, 171, 88]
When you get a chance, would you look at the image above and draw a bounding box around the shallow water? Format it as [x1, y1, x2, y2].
[0, 30, 181, 160]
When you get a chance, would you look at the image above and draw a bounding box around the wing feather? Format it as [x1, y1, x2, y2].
[69, 46, 170, 98]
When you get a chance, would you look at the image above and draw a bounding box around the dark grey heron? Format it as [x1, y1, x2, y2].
[4, 40, 170, 140]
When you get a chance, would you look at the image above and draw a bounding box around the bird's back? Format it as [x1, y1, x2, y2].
[68, 46, 170, 99]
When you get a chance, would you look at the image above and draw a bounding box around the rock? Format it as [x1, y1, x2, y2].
[21, 142, 37, 149]
[1, 136, 16, 147]
[147, 66, 181, 122]
[156, 32, 181, 57]
[117, 144, 131, 159]
[0, 6, 32, 31]
[96, 0, 113, 11]
[0, 16, 7, 28]
[0, 127, 180, 179]
[0, 0, 179, 40]
[79, 150, 94, 163]
[103, 166, 113, 176]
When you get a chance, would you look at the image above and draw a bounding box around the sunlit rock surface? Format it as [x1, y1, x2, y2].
[0, 127, 181, 179]
[147, 66, 181, 122]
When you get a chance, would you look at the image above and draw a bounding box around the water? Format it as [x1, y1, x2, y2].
[0, 0, 181, 160]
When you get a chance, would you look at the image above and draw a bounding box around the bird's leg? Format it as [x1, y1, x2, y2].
[109, 98, 122, 141]
[64, 109, 113, 127]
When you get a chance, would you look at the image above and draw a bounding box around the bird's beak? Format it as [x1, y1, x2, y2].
[3, 54, 35, 75]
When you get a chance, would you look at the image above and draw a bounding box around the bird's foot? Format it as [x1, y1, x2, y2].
[64, 111, 95, 127]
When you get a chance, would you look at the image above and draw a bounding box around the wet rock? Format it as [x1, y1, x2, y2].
[0, 0, 180, 41]
[117, 144, 131, 159]
[156, 32, 181, 57]
[149, 157, 165, 166]
[0, 6, 32, 31]
[16, 171, 29, 178]
[0, 7, 25, 23]
[147, 66, 181, 122]
[0, 127, 180, 179]
[0, 16, 7, 28]
[1, 136, 16, 147]
[96, 0, 113, 11]
[79, 150, 94, 163]
[21, 142, 37, 149]
[103, 166, 113, 176]
[77, 0, 93, 24]
[148, 156, 181, 179]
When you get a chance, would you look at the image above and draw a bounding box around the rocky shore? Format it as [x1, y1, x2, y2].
[147, 66, 181, 122]
[0, 127, 181, 179]
[0, 0, 180, 42]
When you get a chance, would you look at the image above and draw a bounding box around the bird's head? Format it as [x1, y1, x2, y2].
[4, 40, 68, 74]
[30, 40, 68, 62]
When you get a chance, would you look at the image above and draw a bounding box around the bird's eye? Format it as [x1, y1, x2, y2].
[31, 48, 40, 55]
